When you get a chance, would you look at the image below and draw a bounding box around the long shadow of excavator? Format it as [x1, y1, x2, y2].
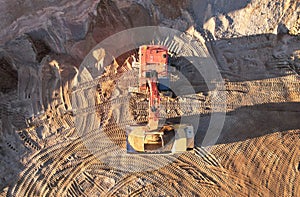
[206, 33, 300, 82]
[169, 31, 300, 145]
[171, 32, 300, 93]
[195, 102, 300, 146]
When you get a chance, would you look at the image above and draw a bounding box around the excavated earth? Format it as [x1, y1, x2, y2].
[0, 0, 300, 196]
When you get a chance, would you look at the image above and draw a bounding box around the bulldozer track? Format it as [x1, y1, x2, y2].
[75, 97, 232, 120]
[71, 70, 138, 93]
[12, 106, 299, 197]
[74, 88, 300, 124]
[8, 68, 298, 195]
[8, 33, 300, 196]
[70, 71, 299, 98]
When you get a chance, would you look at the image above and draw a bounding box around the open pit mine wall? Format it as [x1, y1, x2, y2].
[1, 35, 75, 120]
[0, 0, 299, 195]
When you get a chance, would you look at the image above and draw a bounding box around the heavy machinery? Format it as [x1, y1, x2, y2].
[126, 45, 194, 153]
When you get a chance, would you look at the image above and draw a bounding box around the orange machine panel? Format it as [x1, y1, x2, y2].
[138, 45, 169, 91]
[139, 45, 168, 65]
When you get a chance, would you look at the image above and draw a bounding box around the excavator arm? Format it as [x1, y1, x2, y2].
[147, 73, 160, 131]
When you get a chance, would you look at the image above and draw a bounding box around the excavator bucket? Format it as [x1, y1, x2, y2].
[126, 124, 194, 154]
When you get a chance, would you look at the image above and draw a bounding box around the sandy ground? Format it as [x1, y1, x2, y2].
[0, 0, 299, 196]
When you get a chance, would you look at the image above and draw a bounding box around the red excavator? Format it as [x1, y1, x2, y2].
[126, 45, 194, 153]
